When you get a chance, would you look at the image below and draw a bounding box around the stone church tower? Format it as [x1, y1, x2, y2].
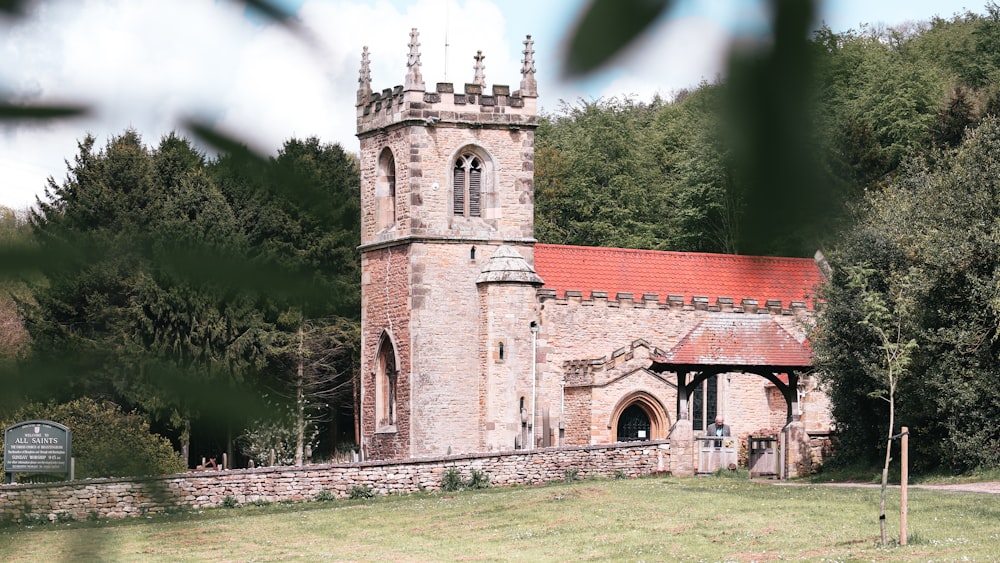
[357, 30, 543, 460]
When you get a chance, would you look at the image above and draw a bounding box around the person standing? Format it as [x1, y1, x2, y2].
[706, 416, 731, 447]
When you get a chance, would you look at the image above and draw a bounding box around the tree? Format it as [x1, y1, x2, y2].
[0, 206, 31, 365]
[264, 315, 359, 465]
[213, 136, 362, 460]
[816, 116, 1000, 473]
[843, 265, 918, 545]
[931, 88, 977, 147]
[21, 131, 272, 464]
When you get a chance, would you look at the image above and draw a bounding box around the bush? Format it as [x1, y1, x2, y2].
[349, 485, 374, 499]
[563, 468, 579, 483]
[441, 466, 464, 492]
[0, 397, 185, 479]
[467, 468, 490, 490]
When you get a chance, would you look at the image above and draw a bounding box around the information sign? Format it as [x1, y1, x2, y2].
[3, 420, 72, 478]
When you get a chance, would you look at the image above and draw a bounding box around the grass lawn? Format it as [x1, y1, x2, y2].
[1, 475, 998, 561]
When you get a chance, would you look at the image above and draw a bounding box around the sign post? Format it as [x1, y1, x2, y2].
[3, 420, 72, 484]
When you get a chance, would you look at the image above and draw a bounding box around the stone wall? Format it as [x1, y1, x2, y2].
[360, 245, 412, 460]
[0, 441, 669, 523]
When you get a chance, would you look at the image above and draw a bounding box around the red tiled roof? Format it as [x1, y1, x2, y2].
[533, 244, 824, 309]
[651, 314, 813, 368]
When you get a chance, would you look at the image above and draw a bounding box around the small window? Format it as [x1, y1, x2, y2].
[375, 335, 398, 430]
[453, 153, 483, 217]
[498, 342, 505, 361]
[376, 148, 397, 231]
[470, 246, 476, 260]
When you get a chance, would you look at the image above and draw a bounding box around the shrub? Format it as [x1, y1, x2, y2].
[467, 468, 490, 490]
[315, 490, 336, 502]
[221, 496, 239, 509]
[563, 468, 579, 483]
[0, 397, 185, 479]
[614, 469, 627, 480]
[349, 485, 374, 500]
[441, 466, 465, 492]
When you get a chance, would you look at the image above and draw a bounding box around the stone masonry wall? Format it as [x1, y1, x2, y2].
[0, 441, 669, 524]
[361, 245, 412, 460]
[407, 243, 535, 457]
[537, 293, 821, 444]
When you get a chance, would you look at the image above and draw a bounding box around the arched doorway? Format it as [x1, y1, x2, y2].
[617, 404, 651, 442]
[610, 392, 669, 442]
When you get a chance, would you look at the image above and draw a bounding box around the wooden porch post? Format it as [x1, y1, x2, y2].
[676, 371, 689, 420]
[787, 371, 800, 423]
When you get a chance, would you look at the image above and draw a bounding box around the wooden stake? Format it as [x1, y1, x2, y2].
[901, 426, 909, 546]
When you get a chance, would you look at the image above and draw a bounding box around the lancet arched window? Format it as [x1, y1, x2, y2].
[453, 152, 483, 217]
[375, 148, 396, 231]
[375, 334, 398, 430]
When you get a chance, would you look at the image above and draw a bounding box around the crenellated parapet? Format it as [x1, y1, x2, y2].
[356, 29, 538, 136]
[536, 289, 810, 316]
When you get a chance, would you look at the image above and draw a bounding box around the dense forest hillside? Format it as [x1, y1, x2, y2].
[535, 8, 1000, 258]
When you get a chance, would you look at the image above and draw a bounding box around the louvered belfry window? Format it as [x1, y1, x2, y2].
[453, 153, 482, 217]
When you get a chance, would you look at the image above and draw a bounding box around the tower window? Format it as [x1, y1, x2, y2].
[453, 153, 482, 217]
[376, 148, 397, 231]
[375, 335, 398, 430]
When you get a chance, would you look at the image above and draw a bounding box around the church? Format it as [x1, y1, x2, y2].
[354, 30, 833, 476]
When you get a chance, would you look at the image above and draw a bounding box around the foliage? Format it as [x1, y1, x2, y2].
[7, 129, 361, 468]
[0, 207, 34, 365]
[0, 397, 185, 478]
[440, 466, 465, 492]
[238, 406, 313, 467]
[467, 468, 490, 490]
[348, 485, 374, 500]
[440, 466, 492, 491]
[815, 116, 1000, 472]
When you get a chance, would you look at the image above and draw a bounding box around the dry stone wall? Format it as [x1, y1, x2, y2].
[0, 441, 669, 523]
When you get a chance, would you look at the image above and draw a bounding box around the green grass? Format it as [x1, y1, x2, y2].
[2, 476, 999, 561]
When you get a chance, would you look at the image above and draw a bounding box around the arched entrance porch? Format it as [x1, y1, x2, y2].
[649, 314, 814, 478]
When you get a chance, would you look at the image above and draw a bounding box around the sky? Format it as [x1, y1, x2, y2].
[0, 0, 982, 210]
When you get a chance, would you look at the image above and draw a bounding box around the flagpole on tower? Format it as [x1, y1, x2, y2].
[443, 0, 451, 80]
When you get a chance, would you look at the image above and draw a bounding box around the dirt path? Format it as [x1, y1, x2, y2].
[910, 481, 1000, 494]
[761, 480, 1000, 494]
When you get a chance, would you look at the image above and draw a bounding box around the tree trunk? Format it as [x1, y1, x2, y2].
[181, 416, 191, 469]
[294, 326, 305, 466]
[879, 392, 895, 546]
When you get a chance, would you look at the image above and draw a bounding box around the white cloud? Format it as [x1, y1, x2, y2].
[0, 0, 986, 210]
[0, 0, 531, 209]
[595, 16, 731, 103]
